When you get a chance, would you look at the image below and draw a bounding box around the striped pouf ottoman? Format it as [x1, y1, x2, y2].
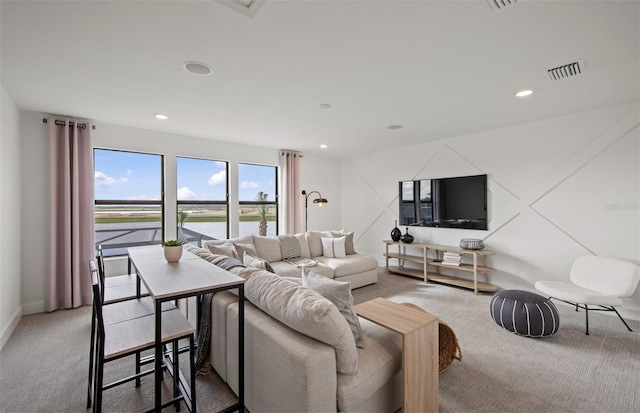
[489, 290, 559, 337]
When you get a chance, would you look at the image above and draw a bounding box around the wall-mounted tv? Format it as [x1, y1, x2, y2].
[399, 174, 487, 230]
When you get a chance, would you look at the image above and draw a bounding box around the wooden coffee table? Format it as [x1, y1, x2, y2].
[354, 297, 439, 413]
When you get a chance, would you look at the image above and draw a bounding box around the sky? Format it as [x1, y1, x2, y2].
[94, 149, 276, 202]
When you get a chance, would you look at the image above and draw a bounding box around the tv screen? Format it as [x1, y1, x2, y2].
[399, 174, 487, 230]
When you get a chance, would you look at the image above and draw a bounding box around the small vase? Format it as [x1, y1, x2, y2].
[400, 228, 414, 244]
[391, 220, 401, 242]
[164, 245, 183, 263]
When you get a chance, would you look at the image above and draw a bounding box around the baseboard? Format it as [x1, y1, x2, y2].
[0, 306, 22, 351]
[22, 300, 45, 315]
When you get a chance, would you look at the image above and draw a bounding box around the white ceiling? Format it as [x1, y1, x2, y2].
[1, 0, 638, 157]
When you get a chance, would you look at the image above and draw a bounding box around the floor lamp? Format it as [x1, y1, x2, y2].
[302, 190, 328, 232]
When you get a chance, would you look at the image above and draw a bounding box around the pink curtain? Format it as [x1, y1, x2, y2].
[279, 150, 302, 234]
[47, 119, 95, 312]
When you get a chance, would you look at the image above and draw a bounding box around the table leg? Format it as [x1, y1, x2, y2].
[238, 284, 245, 411]
[155, 299, 162, 412]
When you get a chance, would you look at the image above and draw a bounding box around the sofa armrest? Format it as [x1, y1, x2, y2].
[226, 302, 338, 413]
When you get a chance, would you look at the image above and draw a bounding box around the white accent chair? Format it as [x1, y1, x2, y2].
[535, 256, 640, 335]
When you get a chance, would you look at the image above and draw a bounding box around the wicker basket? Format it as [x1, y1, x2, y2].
[401, 302, 462, 374]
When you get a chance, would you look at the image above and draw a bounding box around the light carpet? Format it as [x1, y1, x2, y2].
[1, 269, 638, 412]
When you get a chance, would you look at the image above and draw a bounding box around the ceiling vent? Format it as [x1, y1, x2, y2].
[487, 0, 518, 11]
[545, 59, 585, 81]
[220, 0, 266, 17]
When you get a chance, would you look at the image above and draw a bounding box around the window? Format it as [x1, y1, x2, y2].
[238, 163, 277, 237]
[177, 157, 229, 244]
[94, 149, 164, 256]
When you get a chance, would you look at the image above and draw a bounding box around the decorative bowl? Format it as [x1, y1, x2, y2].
[459, 238, 484, 250]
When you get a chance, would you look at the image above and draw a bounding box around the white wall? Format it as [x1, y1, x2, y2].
[1, 87, 23, 350]
[18, 114, 342, 312]
[342, 102, 640, 320]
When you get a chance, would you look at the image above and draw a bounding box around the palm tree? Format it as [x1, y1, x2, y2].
[256, 191, 268, 236]
[177, 211, 188, 242]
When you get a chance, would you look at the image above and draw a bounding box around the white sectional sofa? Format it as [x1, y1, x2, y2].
[203, 230, 378, 289]
[183, 232, 406, 413]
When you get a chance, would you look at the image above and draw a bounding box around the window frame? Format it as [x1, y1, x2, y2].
[176, 156, 230, 242]
[94, 148, 165, 256]
[238, 162, 279, 237]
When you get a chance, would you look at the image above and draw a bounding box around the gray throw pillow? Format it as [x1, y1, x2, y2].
[330, 230, 356, 255]
[302, 270, 365, 348]
[243, 252, 275, 273]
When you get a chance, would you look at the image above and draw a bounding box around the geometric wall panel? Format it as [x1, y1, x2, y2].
[342, 103, 640, 319]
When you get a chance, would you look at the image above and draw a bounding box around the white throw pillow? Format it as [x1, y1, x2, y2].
[302, 270, 365, 348]
[321, 236, 346, 258]
[253, 236, 282, 263]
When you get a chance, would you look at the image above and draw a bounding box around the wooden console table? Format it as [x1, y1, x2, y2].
[384, 240, 497, 294]
[354, 297, 439, 413]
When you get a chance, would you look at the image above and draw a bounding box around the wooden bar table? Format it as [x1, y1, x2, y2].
[355, 297, 439, 413]
[128, 245, 246, 413]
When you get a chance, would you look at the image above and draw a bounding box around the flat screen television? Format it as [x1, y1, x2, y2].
[399, 174, 487, 230]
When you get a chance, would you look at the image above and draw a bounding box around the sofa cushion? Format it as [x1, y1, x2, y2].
[244, 270, 359, 375]
[337, 319, 402, 411]
[234, 243, 257, 260]
[302, 270, 364, 348]
[243, 252, 275, 273]
[278, 234, 302, 259]
[331, 230, 356, 255]
[204, 235, 252, 248]
[206, 242, 236, 258]
[295, 233, 311, 258]
[269, 261, 335, 279]
[316, 254, 378, 278]
[253, 235, 282, 263]
[306, 230, 332, 258]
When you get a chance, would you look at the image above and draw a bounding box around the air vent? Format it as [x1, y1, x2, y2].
[487, 0, 518, 11]
[220, 0, 265, 17]
[545, 59, 585, 81]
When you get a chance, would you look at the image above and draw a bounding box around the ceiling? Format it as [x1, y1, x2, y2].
[1, 0, 638, 158]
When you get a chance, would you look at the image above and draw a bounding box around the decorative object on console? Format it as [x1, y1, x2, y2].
[391, 220, 401, 242]
[400, 227, 414, 244]
[162, 239, 184, 262]
[459, 238, 484, 250]
[302, 189, 328, 232]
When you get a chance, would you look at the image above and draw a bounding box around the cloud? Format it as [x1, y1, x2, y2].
[95, 171, 127, 184]
[177, 187, 198, 200]
[240, 181, 259, 189]
[208, 170, 226, 185]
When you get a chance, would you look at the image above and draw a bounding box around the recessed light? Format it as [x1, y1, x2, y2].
[387, 124, 403, 130]
[183, 61, 213, 76]
[155, 113, 168, 120]
[320, 144, 328, 149]
[317, 103, 331, 110]
[515, 89, 534, 97]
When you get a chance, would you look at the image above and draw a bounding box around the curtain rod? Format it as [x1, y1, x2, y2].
[42, 118, 96, 130]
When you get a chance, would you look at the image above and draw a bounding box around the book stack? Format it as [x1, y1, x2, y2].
[442, 252, 462, 266]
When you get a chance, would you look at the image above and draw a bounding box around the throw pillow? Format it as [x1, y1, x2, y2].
[321, 236, 346, 258]
[302, 270, 365, 348]
[253, 236, 282, 263]
[206, 242, 235, 258]
[306, 230, 331, 258]
[234, 243, 257, 261]
[279, 234, 302, 260]
[245, 271, 359, 375]
[330, 230, 356, 255]
[295, 233, 311, 258]
[243, 252, 275, 273]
